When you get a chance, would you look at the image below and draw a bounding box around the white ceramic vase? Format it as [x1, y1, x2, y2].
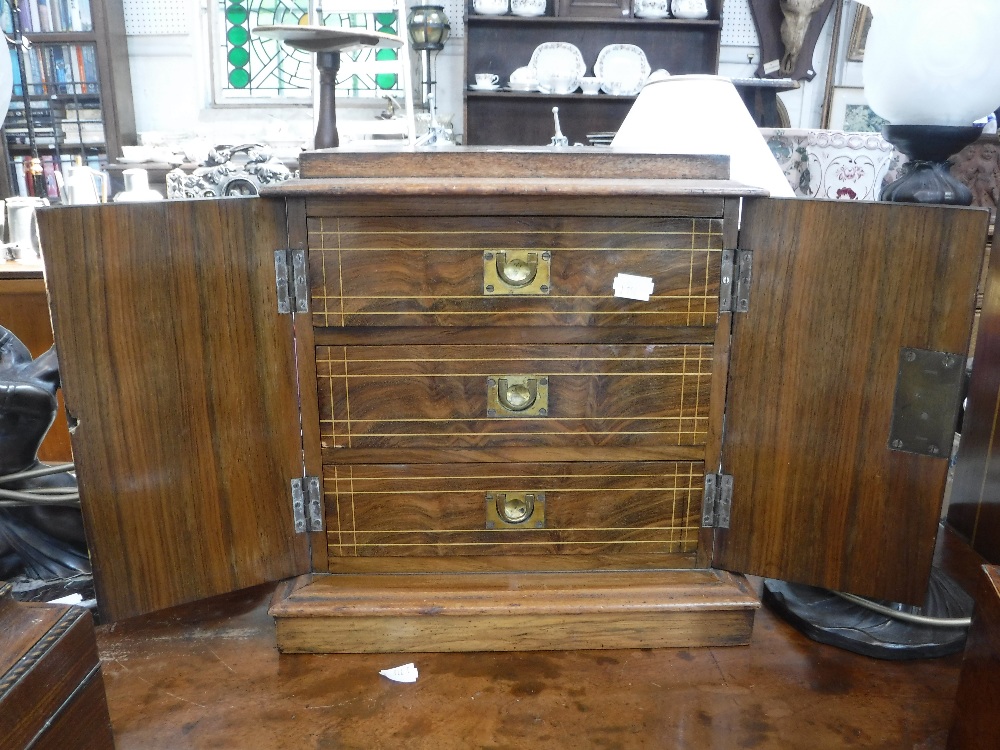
[669, 0, 708, 19]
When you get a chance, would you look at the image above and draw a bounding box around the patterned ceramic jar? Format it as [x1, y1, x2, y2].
[473, 0, 509, 15]
[634, 0, 669, 19]
[510, 0, 546, 16]
[669, 0, 708, 19]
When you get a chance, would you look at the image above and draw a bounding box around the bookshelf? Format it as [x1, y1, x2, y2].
[0, 0, 136, 200]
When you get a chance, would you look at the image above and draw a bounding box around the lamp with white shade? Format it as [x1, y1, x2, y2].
[611, 74, 794, 198]
[858, 0, 1000, 204]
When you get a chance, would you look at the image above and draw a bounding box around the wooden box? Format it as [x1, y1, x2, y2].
[0, 583, 115, 749]
[36, 148, 990, 654]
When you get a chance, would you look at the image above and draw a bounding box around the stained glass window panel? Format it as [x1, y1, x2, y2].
[217, 0, 404, 102]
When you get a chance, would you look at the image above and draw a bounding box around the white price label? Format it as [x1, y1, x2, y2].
[613, 273, 654, 302]
[762, 59, 781, 75]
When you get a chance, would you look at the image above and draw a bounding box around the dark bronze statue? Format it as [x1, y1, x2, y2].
[0, 326, 88, 579]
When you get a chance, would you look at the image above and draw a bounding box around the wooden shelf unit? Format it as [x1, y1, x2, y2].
[463, 0, 723, 145]
[0, 0, 136, 200]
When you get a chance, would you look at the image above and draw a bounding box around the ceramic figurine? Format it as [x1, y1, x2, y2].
[669, 0, 708, 19]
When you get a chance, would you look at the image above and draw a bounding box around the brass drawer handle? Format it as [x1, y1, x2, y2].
[483, 250, 551, 296]
[496, 251, 538, 287]
[498, 377, 537, 412]
[487, 375, 549, 417]
[486, 492, 546, 529]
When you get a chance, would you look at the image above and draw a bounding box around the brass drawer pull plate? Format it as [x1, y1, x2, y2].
[483, 250, 551, 295]
[487, 375, 549, 417]
[486, 492, 546, 529]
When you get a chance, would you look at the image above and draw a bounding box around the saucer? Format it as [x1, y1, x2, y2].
[469, 84, 501, 91]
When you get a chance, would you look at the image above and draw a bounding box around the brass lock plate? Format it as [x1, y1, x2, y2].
[483, 250, 551, 295]
[486, 491, 546, 529]
[487, 375, 549, 417]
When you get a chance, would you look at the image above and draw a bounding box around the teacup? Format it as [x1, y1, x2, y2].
[474, 73, 500, 88]
[580, 77, 601, 95]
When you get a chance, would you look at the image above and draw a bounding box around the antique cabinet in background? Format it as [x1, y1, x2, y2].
[37, 150, 989, 653]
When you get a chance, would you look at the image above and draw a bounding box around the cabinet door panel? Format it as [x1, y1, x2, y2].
[39, 199, 310, 622]
[716, 198, 988, 604]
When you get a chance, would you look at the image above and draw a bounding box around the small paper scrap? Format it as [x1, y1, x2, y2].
[613, 273, 654, 302]
[763, 59, 781, 75]
[48, 593, 83, 605]
[379, 663, 419, 683]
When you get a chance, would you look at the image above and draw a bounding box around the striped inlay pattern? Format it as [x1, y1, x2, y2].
[307, 215, 724, 328]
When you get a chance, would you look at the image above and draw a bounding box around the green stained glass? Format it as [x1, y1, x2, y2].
[227, 26, 248, 46]
[229, 69, 251, 88]
[220, 0, 405, 99]
[226, 4, 248, 24]
[229, 48, 250, 67]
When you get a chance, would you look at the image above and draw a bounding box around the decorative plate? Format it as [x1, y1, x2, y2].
[595, 44, 651, 96]
[527, 42, 586, 95]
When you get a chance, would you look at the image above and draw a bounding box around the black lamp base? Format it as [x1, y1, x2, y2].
[880, 125, 982, 205]
[762, 567, 973, 660]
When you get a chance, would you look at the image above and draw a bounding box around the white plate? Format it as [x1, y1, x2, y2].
[595, 44, 650, 96]
[528, 42, 586, 95]
[469, 84, 501, 91]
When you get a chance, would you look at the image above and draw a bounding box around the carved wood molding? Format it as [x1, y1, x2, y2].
[951, 134, 1000, 219]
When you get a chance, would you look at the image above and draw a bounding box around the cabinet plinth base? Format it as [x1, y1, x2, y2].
[269, 568, 760, 653]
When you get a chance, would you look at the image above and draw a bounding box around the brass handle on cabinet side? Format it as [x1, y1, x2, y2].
[487, 375, 549, 417]
[495, 251, 538, 288]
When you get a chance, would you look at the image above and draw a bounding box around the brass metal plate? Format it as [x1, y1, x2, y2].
[889, 347, 965, 458]
[485, 491, 546, 529]
[483, 250, 551, 295]
[486, 375, 549, 417]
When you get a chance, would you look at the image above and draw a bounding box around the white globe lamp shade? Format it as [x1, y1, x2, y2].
[860, 0, 1000, 126]
[611, 75, 794, 198]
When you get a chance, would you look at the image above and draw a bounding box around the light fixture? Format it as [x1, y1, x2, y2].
[407, 5, 450, 111]
[859, 0, 1000, 203]
[611, 74, 794, 198]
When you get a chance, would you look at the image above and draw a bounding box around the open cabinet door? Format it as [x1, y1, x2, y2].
[40, 199, 311, 622]
[715, 198, 989, 604]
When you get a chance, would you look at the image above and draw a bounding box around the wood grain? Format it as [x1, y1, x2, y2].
[949, 225, 1000, 564]
[297, 147, 729, 181]
[307, 214, 723, 329]
[270, 568, 758, 652]
[716, 199, 989, 604]
[325, 461, 704, 557]
[324, 551, 698, 574]
[39, 199, 311, 622]
[0, 600, 114, 749]
[948, 565, 1000, 749]
[316, 343, 713, 451]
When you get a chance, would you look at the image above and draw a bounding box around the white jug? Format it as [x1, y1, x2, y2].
[859, 0, 1000, 126]
[64, 164, 108, 205]
[4, 197, 47, 260]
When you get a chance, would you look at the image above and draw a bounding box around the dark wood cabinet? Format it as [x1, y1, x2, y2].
[36, 149, 989, 654]
[463, 1, 723, 145]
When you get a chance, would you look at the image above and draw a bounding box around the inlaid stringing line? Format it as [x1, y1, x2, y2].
[336, 218, 346, 328]
[335, 487, 696, 496]
[349, 465, 358, 555]
[329, 468, 342, 548]
[319, 429, 707, 438]
[342, 471, 703, 481]
[317, 293, 717, 300]
[349, 525, 699, 533]
[342, 347, 353, 450]
[331, 540, 688, 547]
[316, 351, 711, 362]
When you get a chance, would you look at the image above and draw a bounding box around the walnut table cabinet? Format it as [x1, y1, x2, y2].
[37, 149, 989, 653]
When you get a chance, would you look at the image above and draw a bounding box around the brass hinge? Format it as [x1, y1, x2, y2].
[701, 473, 733, 529]
[274, 248, 309, 314]
[290, 476, 323, 533]
[720, 249, 752, 314]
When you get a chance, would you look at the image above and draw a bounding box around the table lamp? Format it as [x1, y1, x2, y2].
[611, 74, 794, 198]
[406, 5, 450, 111]
[859, 0, 1000, 204]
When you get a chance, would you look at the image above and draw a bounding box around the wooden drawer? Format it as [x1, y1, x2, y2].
[317, 343, 713, 452]
[307, 215, 723, 328]
[326, 461, 704, 557]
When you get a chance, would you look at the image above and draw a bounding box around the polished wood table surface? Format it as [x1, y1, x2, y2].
[96, 576, 964, 750]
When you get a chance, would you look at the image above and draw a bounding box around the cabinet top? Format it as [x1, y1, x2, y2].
[266, 147, 764, 199]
